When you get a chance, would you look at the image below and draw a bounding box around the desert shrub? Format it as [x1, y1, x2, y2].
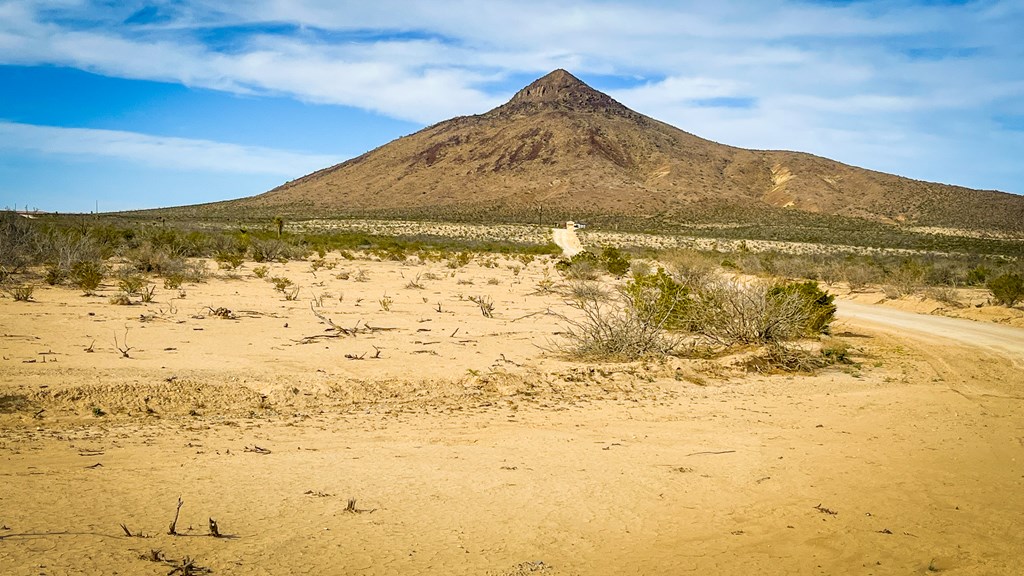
[628, 259, 652, 278]
[250, 239, 288, 263]
[599, 246, 630, 277]
[215, 250, 245, 271]
[109, 293, 132, 305]
[71, 260, 105, 294]
[623, 268, 690, 331]
[116, 269, 147, 296]
[966, 265, 991, 286]
[988, 273, 1024, 307]
[886, 259, 926, 296]
[686, 280, 815, 347]
[446, 252, 472, 269]
[5, 284, 35, 301]
[372, 240, 407, 262]
[745, 339, 852, 374]
[43, 263, 67, 285]
[270, 276, 293, 292]
[924, 286, 962, 307]
[252, 265, 269, 278]
[767, 280, 835, 335]
[568, 281, 610, 302]
[181, 260, 208, 283]
[662, 249, 715, 288]
[468, 295, 495, 317]
[842, 261, 880, 291]
[37, 229, 101, 286]
[556, 251, 600, 280]
[558, 284, 682, 360]
[0, 211, 42, 275]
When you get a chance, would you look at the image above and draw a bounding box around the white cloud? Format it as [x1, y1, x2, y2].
[1, 0, 1022, 192]
[0, 121, 342, 176]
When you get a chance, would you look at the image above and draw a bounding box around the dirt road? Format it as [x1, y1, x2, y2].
[552, 226, 584, 257]
[836, 300, 1024, 364]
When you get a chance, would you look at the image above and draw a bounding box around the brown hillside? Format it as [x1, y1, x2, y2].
[224, 70, 1024, 232]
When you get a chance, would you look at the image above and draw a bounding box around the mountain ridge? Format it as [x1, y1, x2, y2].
[196, 70, 1024, 233]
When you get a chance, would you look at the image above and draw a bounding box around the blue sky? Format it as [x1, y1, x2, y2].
[1, 0, 1022, 212]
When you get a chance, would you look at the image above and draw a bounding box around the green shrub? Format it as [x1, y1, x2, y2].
[116, 270, 147, 296]
[556, 251, 600, 280]
[71, 260, 105, 294]
[600, 246, 631, 277]
[966, 265, 990, 286]
[623, 268, 690, 330]
[988, 273, 1024, 307]
[44, 263, 67, 285]
[6, 284, 35, 301]
[768, 281, 836, 335]
[215, 250, 245, 271]
[270, 276, 293, 292]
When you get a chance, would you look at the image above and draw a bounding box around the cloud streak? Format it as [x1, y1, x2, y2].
[0, 121, 341, 176]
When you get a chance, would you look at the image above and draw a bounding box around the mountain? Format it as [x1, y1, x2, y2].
[214, 70, 1024, 232]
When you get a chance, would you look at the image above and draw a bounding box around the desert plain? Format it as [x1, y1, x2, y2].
[2, 248, 1023, 576]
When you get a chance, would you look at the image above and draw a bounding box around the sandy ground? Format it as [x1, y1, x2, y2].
[2, 254, 1023, 575]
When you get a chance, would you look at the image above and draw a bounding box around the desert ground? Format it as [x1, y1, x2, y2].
[2, 252, 1023, 575]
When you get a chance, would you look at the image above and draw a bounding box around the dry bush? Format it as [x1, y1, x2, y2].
[5, 283, 35, 301]
[924, 286, 962, 307]
[743, 341, 851, 374]
[557, 283, 683, 360]
[661, 249, 715, 289]
[0, 211, 42, 276]
[686, 279, 815, 347]
[567, 281, 610, 302]
[38, 230, 102, 286]
[556, 252, 600, 280]
[842, 262, 880, 292]
[468, 295, 495, 317]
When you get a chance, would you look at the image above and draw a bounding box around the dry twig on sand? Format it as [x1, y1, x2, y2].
[168, 497, 183, 535]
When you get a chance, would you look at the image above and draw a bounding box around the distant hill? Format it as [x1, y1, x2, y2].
[182, 69, 1024, 233]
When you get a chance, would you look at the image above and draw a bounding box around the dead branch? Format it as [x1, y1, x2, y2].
[510, 308, 556, 322]
[310, 304, 359, 336]
[168, 497, 183, 535]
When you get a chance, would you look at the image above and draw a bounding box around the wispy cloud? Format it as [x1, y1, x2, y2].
[0, 121, 341, 176]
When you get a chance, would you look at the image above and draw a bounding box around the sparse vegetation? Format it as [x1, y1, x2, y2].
[469, 295, 495, 318]
[988, 273, 1024, 307]
[6, 283, 36, 302]
[270, 276, 293, 292]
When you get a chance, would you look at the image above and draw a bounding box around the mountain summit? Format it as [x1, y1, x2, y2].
[223, 70, 1024, 232]
[494, 69, 635, 117]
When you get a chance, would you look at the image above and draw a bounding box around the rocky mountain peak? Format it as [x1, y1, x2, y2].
[492, 69, 634, 116]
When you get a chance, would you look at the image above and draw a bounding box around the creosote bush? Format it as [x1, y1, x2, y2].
[988, 273, 1024, 307]
[71, 260, 105, 294]
[766, 280, 836, 335]
[560, 269, 837, 361]
[559, 284, 682, 360]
